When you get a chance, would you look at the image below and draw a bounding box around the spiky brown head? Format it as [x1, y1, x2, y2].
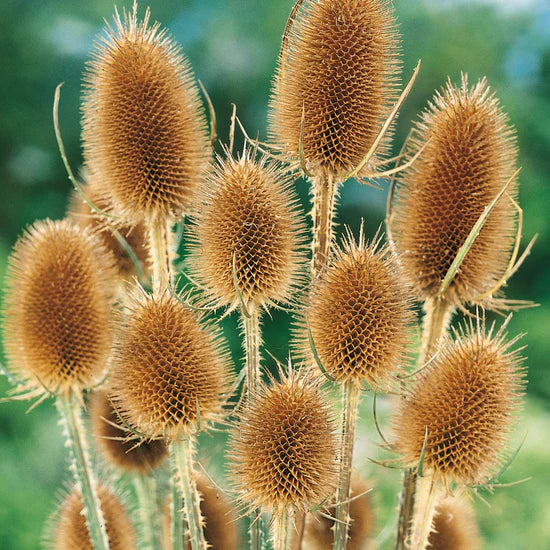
[90, 390, 168, 473]
[229, 371, 337, 517]
[303, 231, 413, 389]
[390, 75, 518, 306]
[3, 219, 117, 395]
[110, 291, 231, 439]
[52, 485, 136, 550]
[269, 0, 400, 179]
[82, 5, 210, 223]
[392, 321, 524, 486]
[189, 151, 306, 311]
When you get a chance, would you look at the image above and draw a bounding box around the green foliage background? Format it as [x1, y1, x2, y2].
[0, 0, 548, 548]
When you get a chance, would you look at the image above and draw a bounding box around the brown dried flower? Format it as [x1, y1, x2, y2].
[3, 219, 117, 395]
[390, 75, 518, 306]
[82, 4, 210, 223]
[269, 0, 401, 179]
[110, 291, 231, 439]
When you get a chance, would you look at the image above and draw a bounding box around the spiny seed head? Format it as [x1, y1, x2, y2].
[90, 390, 168, 473]
[303, 230, 413, 389]
[269, 0, 401, 179]
[68, 175, 150, 280]
[392, 320, 525, 487]
[82, 4, 210, 223]
[51, 485, 136, 550]
[304, 475, 374, 550]
[391, 75, 518, 306]
[3, 219, 117, 395]
[229, 371, 338, 517]
[189, 151, 306, 311]
[429, 496, 481, 550]
[110, 291, 231, 439]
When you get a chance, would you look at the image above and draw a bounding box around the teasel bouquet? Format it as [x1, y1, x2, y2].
[1, 1, 535, 550]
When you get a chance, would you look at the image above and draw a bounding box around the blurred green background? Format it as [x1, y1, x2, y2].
[0, 0, 548, 548]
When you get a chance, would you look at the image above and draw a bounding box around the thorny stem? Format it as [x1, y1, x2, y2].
[57, 394, 110, 550]
[133, 474, 160, 550]
[170, 450, 184, 550]
[409, 473, 442, 550]
[172, 435, 207, 550]
[273, 507, 296, 550]
[333, 382, 361, 550]
[149, 214, 174, 293]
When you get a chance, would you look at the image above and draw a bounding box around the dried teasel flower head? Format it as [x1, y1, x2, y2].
[90, 390, 168, 473]
[303, 227, 413, 389]
[68, 172, 150, 280]
[110, 290, 231, 439]
[392, 317, 525, 487]
[390, 75, 519, 307]
[269, 0, 401, 179]
[82, 3, 210, 223]
[189, 148, 306, 312]
[304, 474, 375, 550]
[229, 369, 338, 518]
[429, 495, 481, 550]
[51, 485, 136, 550]
[3, 219, 117, 396]
[162, 473, 240, 550]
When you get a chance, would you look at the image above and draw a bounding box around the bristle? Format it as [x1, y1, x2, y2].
[82, 4, 210, 223]
[391, 75, 518, 306]
[229, 371, 338, 517]
[3, 219, 117, 394]
[429, 496, 481, 550]
[110, 291, 231, 439]
[392, 321, 525, 486]
[304, 475, 374, 550]
[90, 390, 168, 473]
[163, 474, 240, 550]
[52, 485, 136, 550]
[189, 151, 306, 311]
[68, 173, 150, 279]
[303, 230, 413, 389]
[269, 0, 401, 178]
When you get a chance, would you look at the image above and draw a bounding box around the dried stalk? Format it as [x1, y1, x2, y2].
[149, 214, 174, 293]
[273, 507, 296, 550]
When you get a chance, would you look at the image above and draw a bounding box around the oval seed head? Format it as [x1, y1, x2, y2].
[429, 496, 481, 550]
[52, 485, 136, 550]
[3, 219, 117, 395]
[68, 174, 150, 280]
[269, 0, 401, 179]
[82, 5, 210, 223]
[90, 390, 168, 473]
[392, 320, 525, 487]
[304, 475, 374, 550]
[110, 291, 231, 439]
[162, 474, 240, 550]
[391, 75, 518, 306]
[229, 371, 338, 518]
[189, 151, 306, 311]
[303, 230, 413, 389]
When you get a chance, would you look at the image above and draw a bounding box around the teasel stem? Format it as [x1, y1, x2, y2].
[172, 435, 207, 550]
[273, 506, 296, 550]
[409, 473, 443, 550]
[57, 394, 110, 550]
[134, 474, 160, 550]
[311, 171, 338, 276]
[395, 297, 454, 550]
[149, 214, 174, 293]
[170, 450, 185, 550]
[333, 381, 361, 550]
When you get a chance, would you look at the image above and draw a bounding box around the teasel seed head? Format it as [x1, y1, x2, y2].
[52, 485, 136, 550]
[390, 75, 518, 307]
[82, 4, 210, 223]
[110, 290, 231, 439]
[90, 390, 168, 473]
[269, 0, 401, 179]
[189, 150, 306, 311]
[392, 318, 525, 487]
[229, 370, 338, 518]
[303, 228, 413, 389]
[3, 219, 117, 395]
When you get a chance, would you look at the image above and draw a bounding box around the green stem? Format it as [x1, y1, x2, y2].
[273, 507, 295, 550]
[170, 450, 184, 550]
[172, 435, 207, 550]
[57, 394, 110, 550]
[149, 214, 174, 293]
[133, 474, 160, 550]
[333, 382, 361, 550]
